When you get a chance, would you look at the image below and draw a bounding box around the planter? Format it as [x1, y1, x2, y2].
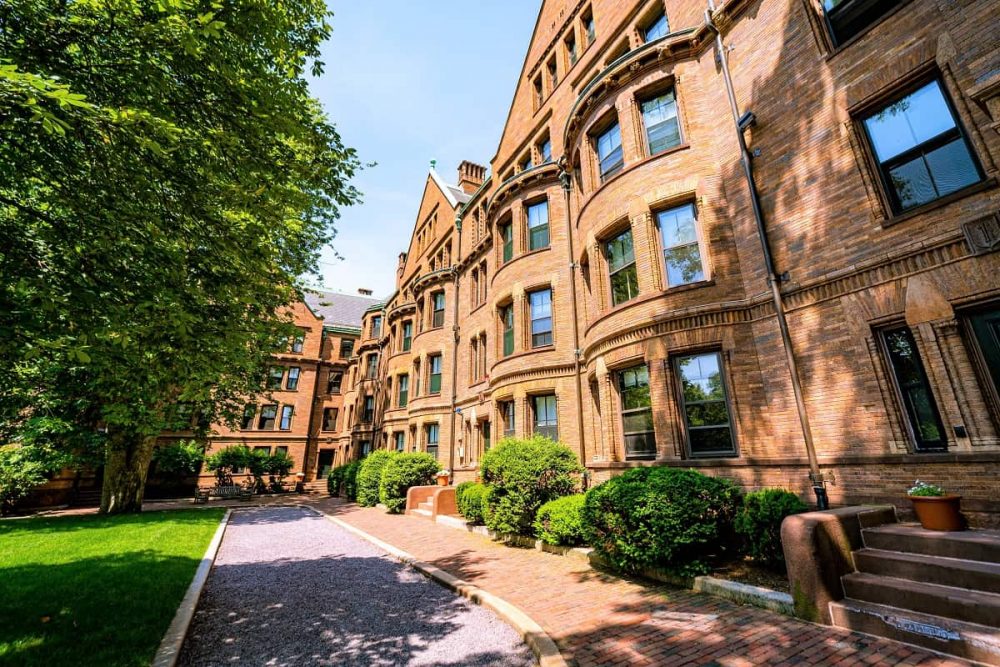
[909, 494, 964, 531]
[436, 476, 449, 487]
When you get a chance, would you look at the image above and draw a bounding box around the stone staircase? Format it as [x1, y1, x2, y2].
[831, 522, 1000, 665]
[410, 497, 435, 519]
[70, 489, 102, 507]
[300, 479, 328, 495]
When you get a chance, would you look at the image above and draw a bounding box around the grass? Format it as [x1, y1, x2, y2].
[0, 508, 226, 667]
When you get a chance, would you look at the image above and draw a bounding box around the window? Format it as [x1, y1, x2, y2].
[861, 79, 982, 214]
[258, 404, 278, 430]
[675, 352, 736, 457]
[322, 407, 338, 431]
[398, 374, 409, 408]
[413, 360, 421, 396]
[527, 200, 549, 250]
[641, 7, 669, 42]
[291, 334, 304, 353]
[967, 307, 1000, 414]
[254, 446, 271, 455]
[641, 89, 680, 155]
[483, 420, 491, 452]
[327, 371, 343, 394]
[279, 405, 293, 431]
[425, 423, 440, 458]
[883, 327, 946, 451]
[533, 394, 558, 440]
[394, 431, 406, 452]
[267, 367, 284, 390]
[606, 229, 639, 305]
[619, 365, 655, 459]
[286, 367, 300, 391]
[275, 446, 288, 456]
[432, 292, 445, 328]
[657, 203, 705, 287]
[361, 441, 372, 456]
[240, 404, 256, 430]
[371, 315, 382, 338]
[362, 396, 374, 424]
[339, 339, 354, 359]
[596, 122, 624, 181]
[401, 321, 412, 351]
[822, 0, 903, 47]
[533, 75, 543, 109]
[366, 353, 379, 380]
[565, 31, 578, 66]
[500, 400, 516, 437]
[500, 221, 514, 263]
[520, 154, 533, 172]
[529, 289, 553, 347]
[582, 8, 596, 44]
[429, 354, 442, 394]
[539, 136, 552, 163]
[547, 57, 558, 90]
[501, 304, 515, 356]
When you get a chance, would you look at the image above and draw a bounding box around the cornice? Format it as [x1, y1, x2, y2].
[486, 162, 560, 215]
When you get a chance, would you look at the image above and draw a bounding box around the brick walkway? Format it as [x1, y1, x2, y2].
[312, 498, 971, 667]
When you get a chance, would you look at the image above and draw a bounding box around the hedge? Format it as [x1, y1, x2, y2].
[734, 488, 807, 570]
[356, 450, 396, 507]
[534, 494, 587, 546]
[326, 460, 362, 500]
[379, 452, 440, 513]
[456, 481, 488, 525]
[582, 467, 742, 576]
[480, 436, 582, 535]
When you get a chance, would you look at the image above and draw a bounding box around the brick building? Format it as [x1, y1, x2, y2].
[331, 0, 1000, 525]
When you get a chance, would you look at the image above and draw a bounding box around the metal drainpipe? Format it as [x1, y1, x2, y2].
[706, 1, 829, 509]
[559, 161, 589, 488]
[447, 213, 464, 484]
[304, 342, 324, 481]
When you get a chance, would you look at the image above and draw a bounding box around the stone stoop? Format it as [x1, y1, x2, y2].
[830, 523, 1000, 665]
[404, 485, 458, 521]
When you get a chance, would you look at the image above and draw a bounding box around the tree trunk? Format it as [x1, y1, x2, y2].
[101, 432, 156, 514]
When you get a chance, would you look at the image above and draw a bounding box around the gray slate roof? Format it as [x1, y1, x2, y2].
[304, 289, 382, 329]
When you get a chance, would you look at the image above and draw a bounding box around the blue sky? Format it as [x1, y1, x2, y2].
[307, 1, 540, 298]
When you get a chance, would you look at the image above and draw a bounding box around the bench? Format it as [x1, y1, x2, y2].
[203, 485, 254, 501]
[194, 487, 211, 504]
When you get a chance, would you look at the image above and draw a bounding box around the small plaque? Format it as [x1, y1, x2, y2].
[886, 615, 960, 641]
[962, 213, 1000, 256]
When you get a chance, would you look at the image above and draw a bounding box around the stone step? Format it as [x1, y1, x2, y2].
[411, 508, 432, 518]
[863, 524, 1000, 564]
[842, 572, 1000, 627]
[854, 548, 1000, 594]
[830, 598, 1000, 666]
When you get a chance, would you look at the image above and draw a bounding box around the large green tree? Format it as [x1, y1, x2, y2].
[0, 0, 360, 512]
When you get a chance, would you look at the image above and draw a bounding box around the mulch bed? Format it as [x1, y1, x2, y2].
[711, 558, 790, 593]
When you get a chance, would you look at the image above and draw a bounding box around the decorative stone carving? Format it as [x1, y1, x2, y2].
[962, 213, 1000, 256]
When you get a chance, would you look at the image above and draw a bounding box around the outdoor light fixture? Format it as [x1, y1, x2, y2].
[737, 110, 756, 132]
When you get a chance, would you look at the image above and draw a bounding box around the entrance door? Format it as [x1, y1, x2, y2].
[969, 307, 1000, 410]
[317, 450, 335, 479]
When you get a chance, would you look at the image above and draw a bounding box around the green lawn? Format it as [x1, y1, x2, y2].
[0, 508, 226, 667]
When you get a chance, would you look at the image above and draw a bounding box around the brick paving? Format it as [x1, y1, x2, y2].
[312, 498, 972, 667]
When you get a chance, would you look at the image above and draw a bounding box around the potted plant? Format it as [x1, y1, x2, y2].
[435, 469, 450, 487]
[907, 481, 964, 531]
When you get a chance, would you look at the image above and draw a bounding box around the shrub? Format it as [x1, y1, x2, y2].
[581, 467, 742, 577]
[0, 445, 58, 516]
[342, 460, 362, 501]
[735, 488, 808, 570]
[152, 440, 205, 478]
[534, 494, 587, 546]
[456, 481, 488, 525]
[327, 465, 345, 496]
[379, 452, 439, 513]
[205, 445, 252, 486]
[265, 450, 295, 492]
[479, 436, 583, 535]
[356, 450, 396, 507]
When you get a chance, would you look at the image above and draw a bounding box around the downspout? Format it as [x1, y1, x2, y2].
[558, 161, 589, 489]
[447, 213, 464, 483]
[304, 342, 324, 481]
[706, 1, 829, 509]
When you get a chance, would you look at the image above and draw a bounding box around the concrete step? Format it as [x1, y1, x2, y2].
[863, 524, 1000, 564]
[854, 548, 1000, 594]
[842, 572, 1000, 627]
[411, 508, 432, 518]
[831, 598, 1000, 666]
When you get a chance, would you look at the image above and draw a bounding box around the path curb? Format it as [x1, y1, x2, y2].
[152, 508, 232, 667]
[312, 508, 568, 667]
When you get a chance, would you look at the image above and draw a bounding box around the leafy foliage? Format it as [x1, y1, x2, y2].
[0, 445, 63, 515]
[152, 441, 205, 478]
[734, 489, 807, 570]
[356, 450, 395, 507]
[455, 481, 488, 525]
[379, 453, 439, 513]
[479, 436, 582, 535]
[908, 480, 945, 497]
[534, 494, 587, 546]
[581, 467, 742, 577]
[204, 445, 252, 487]
[0, 0, 361, 513]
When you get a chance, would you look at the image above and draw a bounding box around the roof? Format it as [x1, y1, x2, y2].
[303, 289, 382, 329]
[429, 167, 472, 207]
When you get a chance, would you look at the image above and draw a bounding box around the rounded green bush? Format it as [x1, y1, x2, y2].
[342, 460, 362, 501]
[456, 481, 489, 525]
[534, 494, 586, 546]
[581, 467, 742, 577]
[327, 465, 344, 496]
[356, 450, 396, 507]
[379, 452, 440, 513]
[735, 488, 808, 570]
[480, 436, 583, 535]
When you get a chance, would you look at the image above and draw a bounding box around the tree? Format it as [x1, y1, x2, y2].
[0, 0, 360, 512]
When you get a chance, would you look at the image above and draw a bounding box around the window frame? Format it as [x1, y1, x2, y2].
[394, 431, 406, 452]
[594, 120, 624, 182]
[605, 228, 640, 306]
[401, 320, 413, 351]
[291, 333, 304, 354]
[258, 404, 278, 430]
[880, 326, 948, 452]
[529, 288, 553, 348]
[618, 364, 655, 460]
[286, 366, 300, 391]
[655, 202, 707, 288]
[339, 339, 354, 360]
[279, 405, 294, 431]
[500, 400, 516, 438]
[428, 354, 443, 394]
[526, 200, 550, 251]
[240, 404, 256, 430]
[431, 291, 446, 328]
[639, 86, 681, 156]
[500, 303, 515, 357]
[327, 370, 343, 394]
[640, 6, 669, 43]
[821, 0, 904, 48]
[321, 407, 338, 432]
[267, 366, 284, 390]
[370, 315, 382, 339]
[500, 220, 514, 263]
[532, 394, 558, 441]
[425, 423, 440, 458]
[398, 373, 409, 408]
[672, 351, 737, 458]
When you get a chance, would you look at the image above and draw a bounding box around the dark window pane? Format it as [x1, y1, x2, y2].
[623, 411, 655, 433]
[888, 156, 937, 209]
[684, 401, 731, 427]
[883, 328, 946, 451]
[676, 352, 735, 457]
[823, 0, 903, 46]
[689, 427, 734, 456]
[924, 138, 981, 197]
[625, 433, 656, 458]
[642, 10, 669, 41]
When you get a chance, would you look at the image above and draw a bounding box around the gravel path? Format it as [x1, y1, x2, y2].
[178, 506, 534, 666]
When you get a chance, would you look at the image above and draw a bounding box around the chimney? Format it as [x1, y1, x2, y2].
[358, 288, 373, 296]
[457, 160, 487, 194]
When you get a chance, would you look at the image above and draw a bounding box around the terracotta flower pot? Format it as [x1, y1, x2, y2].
[436, 476, 449, 487]
[909, 494, 964, 531]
